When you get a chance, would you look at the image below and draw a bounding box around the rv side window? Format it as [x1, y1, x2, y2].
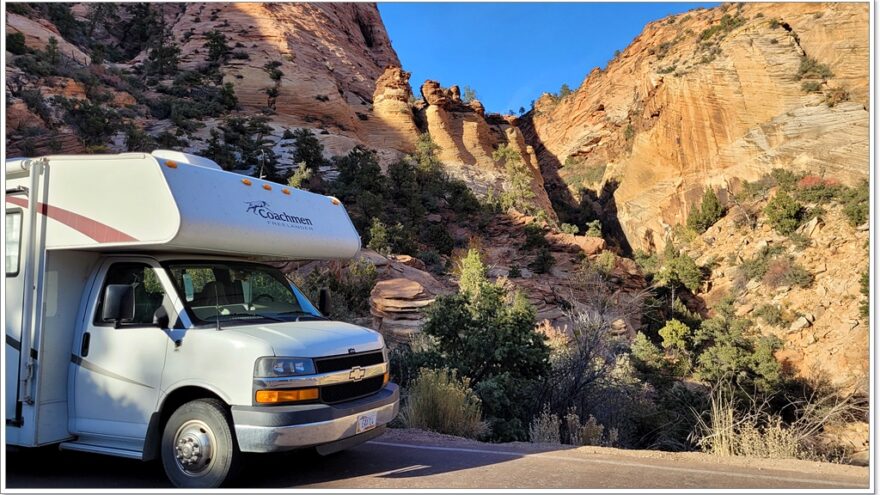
[5, 210, 22, 276]
[94, 263, 167, 326]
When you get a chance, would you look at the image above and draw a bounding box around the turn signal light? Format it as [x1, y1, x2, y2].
[383, 371, 390, 385]
[255, 388, 318, 404]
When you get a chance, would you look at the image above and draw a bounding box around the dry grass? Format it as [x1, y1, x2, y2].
[529, 404, 561, 443]
[691, 380, 866, 462]
[400, 368, 489, 440]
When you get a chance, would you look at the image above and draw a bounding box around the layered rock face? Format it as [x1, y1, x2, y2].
[416, 81, 556, 217]
[522, 2, 869, 252]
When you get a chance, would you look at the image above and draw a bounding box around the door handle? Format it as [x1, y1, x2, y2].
[80, 332, 90, 357]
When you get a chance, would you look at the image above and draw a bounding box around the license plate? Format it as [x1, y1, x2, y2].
[356, 411, 377, 434]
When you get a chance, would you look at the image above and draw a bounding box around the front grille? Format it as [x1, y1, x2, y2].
[320, 375, 384, 404]
[315, 351, 384, 373]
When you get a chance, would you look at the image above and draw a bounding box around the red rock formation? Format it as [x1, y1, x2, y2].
[522, 2, 869, 252]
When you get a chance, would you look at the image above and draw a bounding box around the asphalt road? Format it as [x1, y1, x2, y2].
[4, 429, 869, 489]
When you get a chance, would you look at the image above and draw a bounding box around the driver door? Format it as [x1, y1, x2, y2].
[71, 260, 175, 445]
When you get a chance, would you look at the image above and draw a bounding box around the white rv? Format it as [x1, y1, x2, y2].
[4, 151, 398, 488]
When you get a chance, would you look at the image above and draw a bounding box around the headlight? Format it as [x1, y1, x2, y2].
[254, 357, 316, 378]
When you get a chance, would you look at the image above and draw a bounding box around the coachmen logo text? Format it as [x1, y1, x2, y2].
[245, 201, 314, 230]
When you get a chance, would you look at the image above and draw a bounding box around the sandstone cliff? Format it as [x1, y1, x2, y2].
[5, 2, 553, 218]
[521, 2, 869, 252]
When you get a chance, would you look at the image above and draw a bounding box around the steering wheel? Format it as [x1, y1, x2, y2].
[252, 293, 275, 304]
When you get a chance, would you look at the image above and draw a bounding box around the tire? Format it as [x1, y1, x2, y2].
[160, 398, 240, 488]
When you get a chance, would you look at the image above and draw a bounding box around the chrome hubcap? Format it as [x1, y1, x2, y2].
[173, 419, 215, 477]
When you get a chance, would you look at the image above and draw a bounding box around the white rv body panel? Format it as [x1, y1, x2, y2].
[4, 152, 361, 259]
[4, 152, 397, 487]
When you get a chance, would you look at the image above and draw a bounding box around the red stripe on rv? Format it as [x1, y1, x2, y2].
[5, 196, 138, 243]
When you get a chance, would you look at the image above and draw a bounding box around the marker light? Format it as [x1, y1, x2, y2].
[331, 198, 340, 205]
[282, 188, 291, 195]
[255, 388, 318, 404]
[242, 179, 252, 186]
[263, 184, 272, 191]
[165, 161, 178, 169]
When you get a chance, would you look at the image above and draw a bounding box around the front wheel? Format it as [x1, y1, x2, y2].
[160, 398, 240, 488]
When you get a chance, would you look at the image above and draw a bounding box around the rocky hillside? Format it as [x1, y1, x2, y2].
[521, 2, 869, 252]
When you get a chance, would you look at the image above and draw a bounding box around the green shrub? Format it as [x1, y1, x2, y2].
[421, 223, 454, 255]
[291, 128, 326, 171]
[687, 187, 725, 233]
[693, 299, 782, 392]
[754, 304, 786, 327]
[659, 319, 691, 352]
[204, 30, 230, 63]
[801, 81, 822, 93]
[560, 223, 579, 235]
[522, 223, 548, 250]
[624, 123, 634, 141]
[54, 97, 121, 147]
[630, 332, 664, 371]
[797, 57, 833, 80]
[297, 258, 377, 319]
[582, 163, 607, 184]
[762, 257, 812, 288]
[594, 250, 617, 276]
[530, 247, 555, 274]
[507, 264, 522, 278]
[264, 60, 284, 80]
[585, 220, 603, 238]
[286, 162, 313, 189]
[124, 125, 156, 152]
[456, 248, 487, 296]
[144, 28, 180, 76]
[860, 270, 869, 318]
[493, 144, 537, 214]
[366, 217, 415, 256]
[400, 368, 489, 439]
[699, 13, 745, 40]
[330, 146, 387, 232]
[7, 32, 27, 55]
[764, 192, 803, 235]
[656, 247, 702, 292]
[736, 245, 784, 283]
[416, 250, 550, 440]
[201, 115, 279, 179]
[770, 168, 803, 192]
[842, 180, 868, 227]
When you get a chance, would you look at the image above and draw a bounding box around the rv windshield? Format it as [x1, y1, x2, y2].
[164, 261, 322, 326]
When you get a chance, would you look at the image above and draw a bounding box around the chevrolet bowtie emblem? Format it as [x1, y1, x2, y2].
[349, 366, 366, 382]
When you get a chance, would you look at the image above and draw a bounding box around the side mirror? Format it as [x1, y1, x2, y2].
[102, 284, 134, 327]
[153, 306, 170, 329]
[318, 287, 332, 316]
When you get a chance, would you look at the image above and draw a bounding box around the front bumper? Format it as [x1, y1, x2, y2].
[231, 383, 399, 453]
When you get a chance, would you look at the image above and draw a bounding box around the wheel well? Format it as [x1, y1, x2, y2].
[143, 386, 226, 461]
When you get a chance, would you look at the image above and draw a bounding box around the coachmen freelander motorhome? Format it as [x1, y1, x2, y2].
[4, 150, 398, 487]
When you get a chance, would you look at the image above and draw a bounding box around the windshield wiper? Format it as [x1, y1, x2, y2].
[276, 310, 328, 320]
[216, 312, 285, 322]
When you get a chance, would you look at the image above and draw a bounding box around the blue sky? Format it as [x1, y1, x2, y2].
[378, 2, 717, 114]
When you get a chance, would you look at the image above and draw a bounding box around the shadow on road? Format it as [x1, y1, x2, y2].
[5, 434, 571, 488]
